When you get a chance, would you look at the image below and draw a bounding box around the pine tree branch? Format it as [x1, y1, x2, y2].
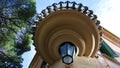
[0, 3, 30, 10]
[0, 15, 20, 20]
[0, 51, 13, 61]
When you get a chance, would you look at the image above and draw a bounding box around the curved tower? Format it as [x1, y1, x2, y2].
[30, 1, 120, 68]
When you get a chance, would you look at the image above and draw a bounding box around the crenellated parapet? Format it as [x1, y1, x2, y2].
[33, 1, 101, 26]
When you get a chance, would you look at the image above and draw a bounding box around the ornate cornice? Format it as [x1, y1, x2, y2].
[102, 28, 120, 48]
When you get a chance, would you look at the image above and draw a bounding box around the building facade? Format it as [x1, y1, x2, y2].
[29, 1, 120, 68]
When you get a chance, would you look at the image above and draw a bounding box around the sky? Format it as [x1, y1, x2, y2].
[22, 0, 120, 68]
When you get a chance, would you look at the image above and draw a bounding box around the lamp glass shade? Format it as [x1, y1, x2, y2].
[59, 42, 76, 64]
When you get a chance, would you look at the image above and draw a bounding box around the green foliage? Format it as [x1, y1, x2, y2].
[18, 1, 36, 20]
[0, 0, 36, 67]
[15, 32, 32, 55]
[0, 52, 23, 68]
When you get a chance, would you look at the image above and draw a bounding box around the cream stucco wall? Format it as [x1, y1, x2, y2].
[50, 56, 97, 68]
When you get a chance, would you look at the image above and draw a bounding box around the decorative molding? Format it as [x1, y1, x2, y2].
[102, 28, 120, 48]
